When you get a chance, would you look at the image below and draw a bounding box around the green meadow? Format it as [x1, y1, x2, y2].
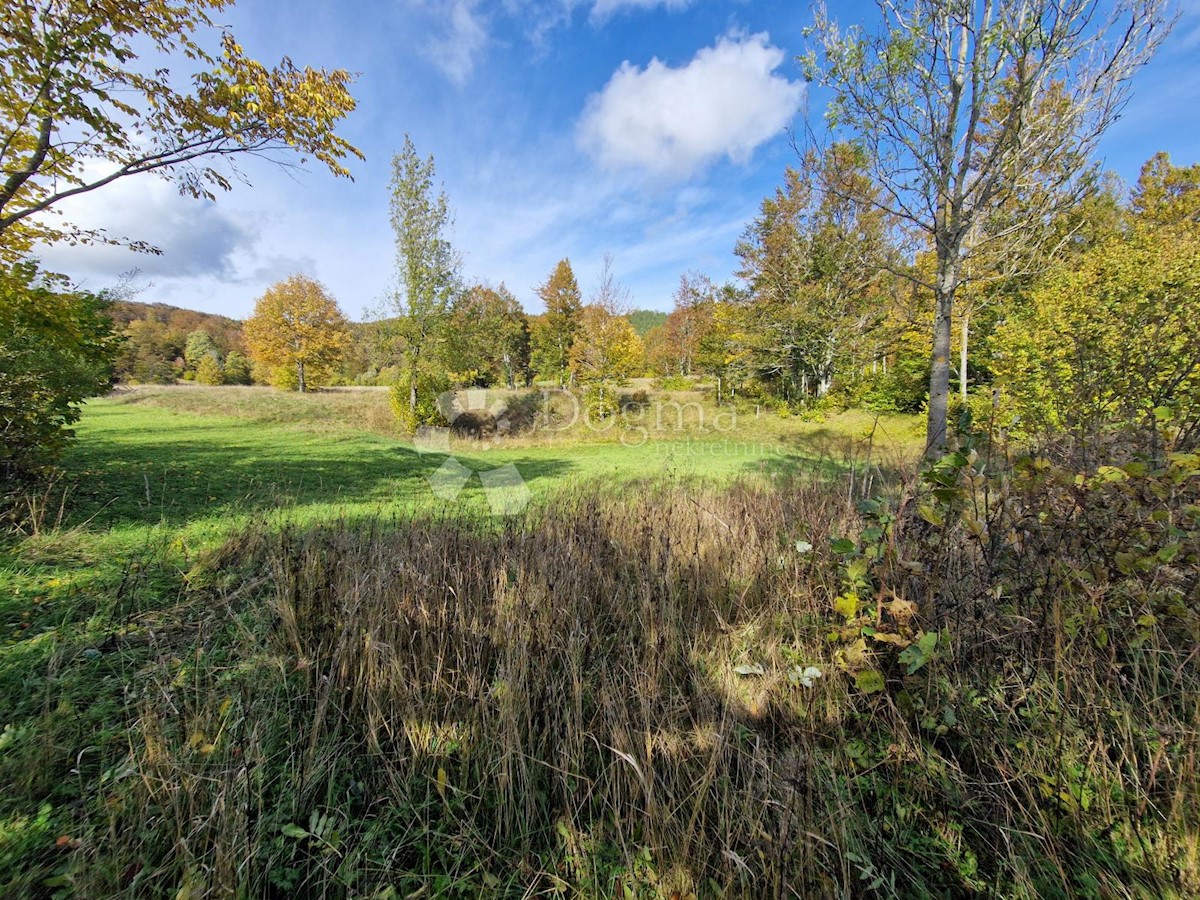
[2, 388, 1196, 899]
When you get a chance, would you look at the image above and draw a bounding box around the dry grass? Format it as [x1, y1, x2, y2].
[19, 463, 1194, 899]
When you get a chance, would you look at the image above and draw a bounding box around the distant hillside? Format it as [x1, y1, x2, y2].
[106, 300, 247, 384]
[627, 309, 667, 336]
[106, 300, 245, 346]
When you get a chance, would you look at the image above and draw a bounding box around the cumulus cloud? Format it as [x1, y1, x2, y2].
[423, 0, 488, 86]
[576, 32, 804, 178]
[36, 171, 250, 285]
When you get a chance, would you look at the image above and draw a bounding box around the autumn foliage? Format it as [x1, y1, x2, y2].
[244, 275, 351, 393]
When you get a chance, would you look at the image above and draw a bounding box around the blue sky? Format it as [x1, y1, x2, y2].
[40, 0, 1200, 320]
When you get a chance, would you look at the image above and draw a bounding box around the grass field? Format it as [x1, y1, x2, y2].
[2, 386, 1196, 898]
[59, 386, 922, 529]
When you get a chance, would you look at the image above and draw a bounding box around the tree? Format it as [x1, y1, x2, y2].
[447, 284, 530, 389]
[736, 146, 899, 401]
[991, 153, 1200, 455]
[806, 0, 1170, 455]
[0, 0, 361, 259]
[243, 275, 350, 393]
[184, 330, 221, 373]
[1132, 152, 1200, 226]
[194, 354, 225, 385]
[223, 350, 252, 385]
[115, 313, 182, 383]
[530, 259, 582, 385]
[657, 272, 718, 377]
[1, 263, 118, 503]
[386, 134, 459, 419]
[569, 305, 644, 416]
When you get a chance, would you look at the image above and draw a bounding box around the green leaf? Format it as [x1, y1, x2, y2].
[831, 537, 856, 555]
[855, 670, 885, 693]
[845, 558, 870, 583]
[281, 823, 309, 839]
[834, 593, 859, 620]
[917, 503, 944, 526]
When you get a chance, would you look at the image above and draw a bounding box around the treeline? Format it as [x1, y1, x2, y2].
[104, 145, 1200, 453]
[643, 148, 1200, 444]
[103, 286, 659, 396]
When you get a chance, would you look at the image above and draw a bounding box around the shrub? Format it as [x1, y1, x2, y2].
[389, 369, 451, 432]
[990, 222, 1200, 453]
[194, 354, 224, 385]
[654, 373, 694, 391]
[0, 263, 118, 515]
[580, 383, 619, 419]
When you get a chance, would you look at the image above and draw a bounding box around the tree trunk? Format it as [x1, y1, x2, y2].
[297, 360, 306, 393]
[409, 371, 418, 411]
[960, 310, 970, 402]
[926, 280, 955, 459]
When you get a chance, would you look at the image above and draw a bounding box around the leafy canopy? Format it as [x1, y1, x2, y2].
[243, 275, 351, 392]
[0, 0, 362, 258]
[0, 262, 119, 494]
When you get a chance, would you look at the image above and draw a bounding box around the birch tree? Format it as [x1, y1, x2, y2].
[805, 0, 1171, 455]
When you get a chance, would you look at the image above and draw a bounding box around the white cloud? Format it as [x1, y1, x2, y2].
[576, 32, 804, 178]
[423, 0, 488, 86]
[36, 172, 250, 284]
[589, 0, 693, 24]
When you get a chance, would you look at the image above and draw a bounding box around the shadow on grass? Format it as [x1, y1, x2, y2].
[739, 423, 916, 484]
[62, 416, 576, 529]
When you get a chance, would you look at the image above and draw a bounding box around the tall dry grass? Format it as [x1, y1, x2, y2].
[36, 456, 1199, 897]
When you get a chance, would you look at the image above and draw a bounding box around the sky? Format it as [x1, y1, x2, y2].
[37, 0, 1200, 321]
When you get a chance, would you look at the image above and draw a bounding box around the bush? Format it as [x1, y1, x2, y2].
[0, 263, 118, 514]
[654, 374, 694, 391]
[194, 355, 224, 385]
[990, 222, 1200, 453]
[618, 389, 650, 412]
[389, 369, 451, 432]
[580, 383, 619, 419]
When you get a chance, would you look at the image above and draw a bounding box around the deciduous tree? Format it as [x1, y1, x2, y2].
[531, 259, 582, 385]
[447, 284, 530, 389]
[244, 275, 350, 393]
[806, 0, 1170, 455]
[0, 0, 361, 259]
[1, 263, 118, 501]
[992, 153, 1200, 454]
[569, 304, 644, 415]
[184, 330, 220, 373]
[386, 135, 459, 419]
[735, 145, 898, 401]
